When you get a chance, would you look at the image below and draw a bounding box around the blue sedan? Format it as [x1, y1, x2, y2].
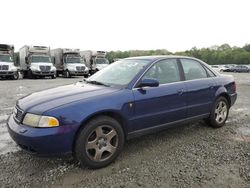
[7, 56, 237, 168]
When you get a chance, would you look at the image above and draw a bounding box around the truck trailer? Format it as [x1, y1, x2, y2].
[51, 48, 89, 78]
[0, 44, 19, 80]
[19, 45, 56, 79]
[80, 50, 109, 75]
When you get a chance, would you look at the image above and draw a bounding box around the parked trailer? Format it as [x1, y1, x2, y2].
[0, 44, 19, 80]
[51, 48, 89, 78]
[80, 50, 109, 75]
[19, 45, 56, 79]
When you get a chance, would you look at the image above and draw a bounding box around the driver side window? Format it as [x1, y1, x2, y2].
[143, 59, 181, 84]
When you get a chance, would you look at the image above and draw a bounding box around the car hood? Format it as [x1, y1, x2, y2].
[96, 64, 108, 70]
[17, 82, 120, 114]
[66, 63, 86, 68]
[31, 62, 53, 66]
[0, 62, 13, 66]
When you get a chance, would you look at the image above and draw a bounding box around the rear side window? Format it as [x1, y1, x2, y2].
[143, 59, 181, 84]
[181, 59, 208, 80]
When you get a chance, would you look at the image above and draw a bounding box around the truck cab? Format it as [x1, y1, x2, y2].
[0, 44, 19, 80]
[51, 48, 89, 78]
[19, 46, 57, 79]
[95, 57, 109, 71]
[80, 50, 109, 75]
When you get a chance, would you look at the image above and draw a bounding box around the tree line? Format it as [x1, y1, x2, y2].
[107, 44, 250, 65]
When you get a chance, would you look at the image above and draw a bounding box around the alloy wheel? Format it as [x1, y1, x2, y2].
[214, 101, 228, 123]
[85, 125, 118, 162]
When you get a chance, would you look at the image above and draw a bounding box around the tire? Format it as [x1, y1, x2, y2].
[51, 74, 56, 79]
[28, 70, 34, 79]
[63, 70, 71, 78]
[75, 116, 125, 169]
[207, 96, 229, 128]
[12, 72, 19, 80]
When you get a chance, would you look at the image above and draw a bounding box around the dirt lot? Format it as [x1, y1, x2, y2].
[0, 74, 249, 188]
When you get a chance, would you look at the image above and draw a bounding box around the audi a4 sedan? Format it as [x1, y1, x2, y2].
[7, 56, 237, 168]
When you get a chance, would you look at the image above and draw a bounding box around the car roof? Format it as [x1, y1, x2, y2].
[124, 55, 199, 62]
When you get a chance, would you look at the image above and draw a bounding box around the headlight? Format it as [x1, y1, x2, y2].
[22, 113, 59, 127]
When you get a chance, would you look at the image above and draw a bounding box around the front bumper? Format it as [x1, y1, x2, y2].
[7, 114, 77, 156]
[32, 71, 56, 76]
[69, 71, 89, 76]
[0, 71, 16, 76]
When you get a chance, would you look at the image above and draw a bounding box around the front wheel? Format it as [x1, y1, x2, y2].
[51, 74, 56, 79]
[75, 116, 125, 169]
[206, 97, 229, 128]
[63, 70, 71, 78]
[12, 72, 19, 80]
[28, 70, 35, 79]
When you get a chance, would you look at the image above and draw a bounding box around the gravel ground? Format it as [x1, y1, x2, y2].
[0, 74, 249, 188]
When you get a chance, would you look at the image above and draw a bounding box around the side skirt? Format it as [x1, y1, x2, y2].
[127, 113, 210, 139]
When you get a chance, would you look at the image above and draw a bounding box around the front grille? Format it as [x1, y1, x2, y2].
[76, 66, 85, 71]
[14, 106, 24, 123]
[0, 65, 9, 70]
[39, 66, 51, 71]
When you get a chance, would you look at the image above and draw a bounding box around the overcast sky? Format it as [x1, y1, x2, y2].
[1, 0, 249, 52]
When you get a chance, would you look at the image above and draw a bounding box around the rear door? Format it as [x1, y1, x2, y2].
[131, 59, 187, 132]
[180, 58, 215, 118]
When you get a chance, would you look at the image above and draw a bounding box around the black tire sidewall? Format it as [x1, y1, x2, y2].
[64, 70, 71, 78]
[12, 72, 19, 80]
[75, 116, 125, 169]
[209, 97, 229, 128]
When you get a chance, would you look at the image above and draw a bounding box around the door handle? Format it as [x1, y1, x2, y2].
[177, 89, 184, 95]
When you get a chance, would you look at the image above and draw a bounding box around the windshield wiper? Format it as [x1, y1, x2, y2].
[85, 80, 110, 87]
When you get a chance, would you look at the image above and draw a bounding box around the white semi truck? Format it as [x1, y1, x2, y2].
[51, 48, 89, 78]
[19, 45, 56, 79]
[0, 44, 19, 80]
[80, 50, 109, 75]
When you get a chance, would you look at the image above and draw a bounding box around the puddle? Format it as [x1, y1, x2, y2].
[0, 123, 20, 155]
[0, 114, 8, 123]
[237, 127, 250, 136]
[16, 93, 27, 97]
[232, 108, 249, 112]
[16, 86, 28, 97]
[232, 125, 250, 142]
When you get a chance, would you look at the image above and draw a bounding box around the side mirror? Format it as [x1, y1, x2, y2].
[138, 78, 159, 88]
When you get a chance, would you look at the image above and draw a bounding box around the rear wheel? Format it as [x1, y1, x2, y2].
[207, 96, 229, 128]
[75, 116, 124, 169]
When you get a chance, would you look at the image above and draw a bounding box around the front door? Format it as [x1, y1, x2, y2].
[130, 59, 187, 132]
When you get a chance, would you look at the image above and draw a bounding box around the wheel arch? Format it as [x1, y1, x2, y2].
[215, 92, 231, 107]
[72, 110, 128, 153]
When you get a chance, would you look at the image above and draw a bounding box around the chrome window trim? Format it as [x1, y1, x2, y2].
[132, 57, 216, 89]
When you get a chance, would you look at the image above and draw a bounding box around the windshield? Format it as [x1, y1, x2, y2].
[87, 59, 150, 86]
[31, 56, 51, 63]
[96, 58, 109, 64]
[0, 55, 13, 62]
[65, 57, 83, 64]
